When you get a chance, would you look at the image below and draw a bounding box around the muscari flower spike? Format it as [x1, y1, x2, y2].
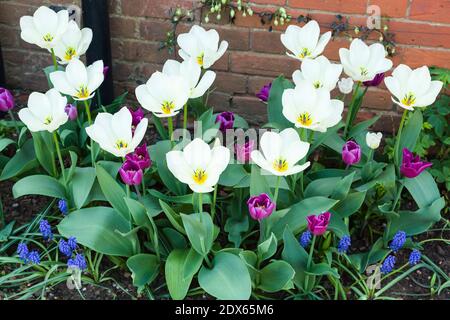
[380, 255, 396, 274]
[59, 239, 72, 257]
[27, 250, 41, 265]
[338, 235, 351, 254]
[299, 230, 312, 248]
[17, 242, 29, 263]
[409, 249, 421, 266]
[390, 230, 407, 252]
[68, 237, 77, 251]
[58, 199, 68, 215]
[68, 253, 87, 271]
[39, 219, 53, 241]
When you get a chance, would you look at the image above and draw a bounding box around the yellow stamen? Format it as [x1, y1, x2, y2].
[44, 116, 53, 125]
[313, 81, 322, 89]
[64, 47, 76, 61]
[298, 48, 311, 59]
[43, 33, 54, 42]
[76, 85, 90, 99]
[360, 67, 368, 76]
[115, 140, 128, 150]
[273, 158, 288, 173]
[401, 92, 416, 107]
[297, 112, 313, 127]
[161, 101, 175, 114]
[193, 169, 207, 185]
[196, 53, 204, 66]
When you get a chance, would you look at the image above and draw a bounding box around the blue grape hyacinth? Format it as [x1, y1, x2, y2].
[68, 237, 77, 250]
[299, 230, 312, 248]
[337, 235, 351, 254]
[59, 239, 72, 257]
[68, 253, 87, 271]
[409, 249, 421, 266]
[58, 199, 68, 215]
[39, 219, 53, 241]
[17, 242, 29, 263]
[27, 250, 41, 264]
[380, 255, 396, 274]
[389, 230, 406, 252]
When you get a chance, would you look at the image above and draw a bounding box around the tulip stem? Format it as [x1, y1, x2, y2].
[50, 48, 58, 71]
[183, 103, 188, 131]
[167, 117, 174, 146]
[394, 109, 408, 168]
[273, 176, 281, 204]
[392, 181, 404, 211]
[83, 100, 92, 125]
[343, 81, 361, 138]
[52, 131, 66, 184]
[304, 235, 316, 293]
[141, 180, 146, 196]
[258, 219, 266, 244]
[7, 110, 20, 137]
[211, 184, 218, 222]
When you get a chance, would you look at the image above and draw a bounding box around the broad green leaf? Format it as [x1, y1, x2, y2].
[0, 138, 15, 152]
[330, 171, 355, 200]
[124, 197, 151, 228]
[218, 164, 248, 187]
[348, 115, 381, 139]
[258, 260, 295, 293]
[183, 248, 204, 280]
[96, 164, 130, 221]
[159, 200, 186, 235]
[328, 214, 349, 237]
[13, 175, 66, 199]
[70, 167, 96, 209]
[404, 171, 440, 208]
[250, 165, 271, 196]
[57, 207, 137, 257]
[282, 227, 309, 289]
[267, 75, 294, 128]
[31, 131, 55, 176]
[304, 177, 342, 198]
[332, 191, 366, 218]
[198, 252, 251, 300]
[257, 232, 278, 262]
[149, 189, 211, 205]
[126, 254, 159, 288]
[397, 110, 422, 165]
[305, 262, 340, 279]
[0, 139, 38, 181]
[272, 197, 338, 239]
[181, 212, 214, 256]
[165, 249, 195, 300]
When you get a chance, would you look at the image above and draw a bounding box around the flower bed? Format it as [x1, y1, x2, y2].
[0, 6, 449, 300]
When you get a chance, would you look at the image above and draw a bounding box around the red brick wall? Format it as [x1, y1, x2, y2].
[1, 0, 449, 131]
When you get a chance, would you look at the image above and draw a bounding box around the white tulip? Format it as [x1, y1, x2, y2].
[166, 138, 230, 193]
[292, 56, 342, 91]
[384, 64, 443, 111]
[85, 107, 148, 158]
[282, 82, 344, 132]
[18, 89, 68, 133]
[339, 39, 393, 82]
[20, 6, 69, 49]
[251, 128, 310, 177]
[162, 59, 216, 98]
[135, 71, 190, 118]
[50, 58, 104, 101]
[338, 77, 354, 94]
[53, 20, 93, 64]
[280, 20, 331, 61]
[366, 132, 382, 149]
[177, 25, 228, 69]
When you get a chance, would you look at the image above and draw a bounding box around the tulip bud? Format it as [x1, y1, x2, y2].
[337, 77, 354, 94]
[119, 160, 143, 186]
[363, 73, 385, 87]
[215, 111, 234, 132]
[235, 140, 255, 163]
[400, 148, 432, 178]
[64, 104, 78, 120]
[0, 87, 14, 112]
[247, 193, 275, 221]
[342, 141, 361, 166]
[256, 82, 272, 102]
[307, 212, 331, 236]
[366, 132, 382, 149]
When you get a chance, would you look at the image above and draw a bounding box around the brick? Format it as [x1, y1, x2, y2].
[323, 37, 352, 62]
[369, 0, 408, 18]
[140, 19, 173, 41]
[203, 24, 250, 51]
[231, 96, 268, 125]
[208, 91, 231, 111]
[288, 0, 368, 14]
[362, 88, 394, 111]
[252, 30, 284, 54]
[251, 0, 286, 4]
[387, 21, 450, 48]
[122, 0, 194, 19]
[409, 0, 450, 24]
[0, 3, 34, 26]
[211, 51, 230, 72]
[112, 39, 172, 64]
[393, 46, 450, 69]
[110, 16, 137, 39]
[231, 52, 299, 77]
[214, 72, 247, 94]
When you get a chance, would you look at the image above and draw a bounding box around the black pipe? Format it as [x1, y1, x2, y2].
[82, 0, 114, 105]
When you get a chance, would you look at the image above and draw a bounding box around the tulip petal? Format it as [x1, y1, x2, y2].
[191, 70, 216, 98]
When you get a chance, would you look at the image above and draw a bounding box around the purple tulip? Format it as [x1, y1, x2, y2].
[307, 212, 331, 236]
[256, 82, 272, 102]
[64, 104, 78, 120]
[342, 140, 361, 166]
[400, 148, 432, 178]
[247, 193, 276, 221]
[215, 111, 235, 132]
[103, 66, 110, 78]
[119, 160, 143, 186]
[128, 107, 145, 134]
[235, 140, 255, 163]
[0, 87, 14, 112]
[125, 144, 151, 170]
[363, 73, 385, 87]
